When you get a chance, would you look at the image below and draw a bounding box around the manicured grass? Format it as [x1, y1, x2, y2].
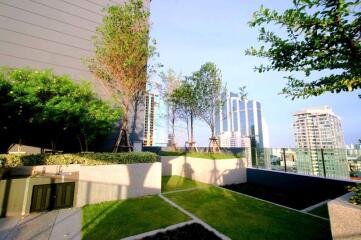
[308, 203, 330, 219]
[162, 175, 209, 193]
[165, 180, 331, 240]
[159, 151, 240, 159]
[82, 196, 190, 240]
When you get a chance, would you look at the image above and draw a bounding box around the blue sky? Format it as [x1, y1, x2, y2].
[149, 0, 361, 147]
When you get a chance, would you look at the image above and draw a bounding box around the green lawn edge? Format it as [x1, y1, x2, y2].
[82, 195, 190, 240]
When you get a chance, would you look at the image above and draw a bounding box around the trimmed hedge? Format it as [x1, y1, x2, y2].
[0, 152, 158, 168]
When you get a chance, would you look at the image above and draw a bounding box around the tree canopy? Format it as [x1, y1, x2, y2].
[0, 67, 120, 153]
[87, 0, 158, 151]
[246, 0, 361, 99]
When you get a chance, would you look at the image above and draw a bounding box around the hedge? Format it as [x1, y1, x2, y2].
[0, 152, 158, 168]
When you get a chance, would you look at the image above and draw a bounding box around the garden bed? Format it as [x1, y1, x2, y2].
[164, 176, 331, 240]
[224, 182, 346, 210]
[141, 223, 221, 240]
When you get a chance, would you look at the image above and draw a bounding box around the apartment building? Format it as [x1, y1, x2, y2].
[293, 106, 349, 178]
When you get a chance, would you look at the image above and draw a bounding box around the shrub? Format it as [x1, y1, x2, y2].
[0, 152, 158, 168]
[347, 184, 361, 206]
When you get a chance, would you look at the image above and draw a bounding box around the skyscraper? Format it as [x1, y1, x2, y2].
[215, 92, 264, 148]
[143, 92, 168, 147]
[293, 106, 349, 178]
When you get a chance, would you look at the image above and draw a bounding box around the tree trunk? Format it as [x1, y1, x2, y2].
[208, 125, 220, 153]
[188, 111, 197, 152]
[77, 135, 83, 152]
[171, 107, 177, 151]
[113, 101, 132, 152]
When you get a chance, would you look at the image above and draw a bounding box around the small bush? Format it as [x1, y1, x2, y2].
[0, 152, 158, 168]
[347, 184, 361, 206]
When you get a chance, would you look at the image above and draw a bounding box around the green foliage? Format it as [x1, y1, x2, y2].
[347, 184, 361, 205]
[87, 0, 159, 132]
[0, 67, 121, 152]
[0, 152, 158, 168]
[247, 0, 361, 99]
[191, 62, 226, 138]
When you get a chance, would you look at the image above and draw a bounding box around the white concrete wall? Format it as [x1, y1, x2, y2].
[76, 163, 161, 206]
[328, 192, 361, 239]
[9, 162, 161, 207]
[161, 156, 247, 186]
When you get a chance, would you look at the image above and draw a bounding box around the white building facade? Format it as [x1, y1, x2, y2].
[293, 106, 349, 178]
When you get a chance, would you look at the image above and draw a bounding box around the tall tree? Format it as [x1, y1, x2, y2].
[169, 80, 199, 151]
[87, 0, 158, 151]
[246, 0, 361, 99]
[160, 69, 182, 150]
[192, 62, 226, 152]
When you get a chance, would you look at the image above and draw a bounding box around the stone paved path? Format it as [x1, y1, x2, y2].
[0, 208, 81, 240]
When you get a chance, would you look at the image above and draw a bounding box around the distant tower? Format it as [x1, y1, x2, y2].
[293, 106, 349, 178]
[215, 92, 264, 148]
[144, 93, 156, 146]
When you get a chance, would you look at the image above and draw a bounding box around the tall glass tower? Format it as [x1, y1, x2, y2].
[215, 92, 264, 148]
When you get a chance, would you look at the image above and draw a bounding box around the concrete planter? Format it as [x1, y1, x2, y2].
[161, 156, 247, 185]
[328, 192, 361, 240]
[1, 162, 161, 216]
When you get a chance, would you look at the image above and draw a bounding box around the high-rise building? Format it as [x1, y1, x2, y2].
[0, 0, 149, 150]
[143, 92, 168, 147]
[215, 92, 264, 148]
[293, 106, 349, 178]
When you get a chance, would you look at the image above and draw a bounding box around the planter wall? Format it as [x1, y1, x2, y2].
[328, 192, 361, 240]
[161, 156, 247, 185]
[1, 162, 161, 216]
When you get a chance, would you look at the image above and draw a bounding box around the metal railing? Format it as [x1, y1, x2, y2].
[250, 148, 361, 181]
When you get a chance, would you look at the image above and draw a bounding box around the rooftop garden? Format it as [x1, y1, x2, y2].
[163, 176, 331, 240]
[81, 176, 332, 239]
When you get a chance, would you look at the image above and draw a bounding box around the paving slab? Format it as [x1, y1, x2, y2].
[0, 217, 20, 240]
[6, 211, 58, 240]
[49, 208, 82, 240]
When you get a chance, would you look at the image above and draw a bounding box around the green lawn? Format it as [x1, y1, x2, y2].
[162, 175, 209, 193]
[82, 196, 190, 240]
[308, 203, 330, 219]
[159, 151, 240, 159]
[164, 177, 332, 240]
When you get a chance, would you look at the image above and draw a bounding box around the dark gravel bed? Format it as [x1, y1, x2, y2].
[140, 223, 221, 240]
[223, 182, 347, 210]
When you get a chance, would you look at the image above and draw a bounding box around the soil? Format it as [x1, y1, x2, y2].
[140, 223, 221, 240]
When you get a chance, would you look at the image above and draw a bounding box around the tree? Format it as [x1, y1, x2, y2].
[0, 67, 120, 153]
[192, 62, 226, 152]
[246, 0, 361, 99]
[169, 80, 199, 151]
[238, 86, 248, 100]
[159, 69, 182, 150]
[86, 0, 158, 151]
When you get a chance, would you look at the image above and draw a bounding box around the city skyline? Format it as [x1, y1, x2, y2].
[150, 0, 361, 147]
